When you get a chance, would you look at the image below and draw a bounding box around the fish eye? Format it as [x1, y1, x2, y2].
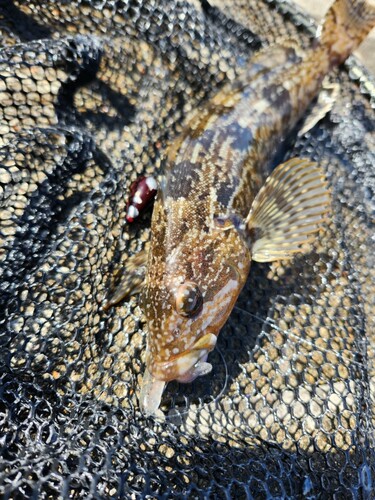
[175, 281, 203, 318]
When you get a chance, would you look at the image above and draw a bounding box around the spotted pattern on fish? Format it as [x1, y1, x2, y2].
[139, 0, 375, 413]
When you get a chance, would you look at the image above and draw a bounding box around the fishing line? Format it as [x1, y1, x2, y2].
[233, 304, 364, 369]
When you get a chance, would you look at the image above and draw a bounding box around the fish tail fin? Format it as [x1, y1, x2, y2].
[320, 0, 375, 65]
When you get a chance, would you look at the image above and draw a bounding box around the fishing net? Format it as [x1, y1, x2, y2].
[0, 0, 374, 497]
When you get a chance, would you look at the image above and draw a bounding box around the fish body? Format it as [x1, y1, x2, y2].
[138, 0, 375, 415]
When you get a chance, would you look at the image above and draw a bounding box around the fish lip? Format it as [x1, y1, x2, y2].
[147, 332, 217, 382]
[174, 350, 212, 383]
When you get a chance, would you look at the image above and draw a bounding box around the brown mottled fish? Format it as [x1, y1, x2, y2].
[106, 0, 375, 416]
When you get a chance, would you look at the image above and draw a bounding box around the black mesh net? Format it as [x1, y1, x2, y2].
[0, 0, 374, 497]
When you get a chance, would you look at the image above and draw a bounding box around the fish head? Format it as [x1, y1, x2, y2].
[140, 205, 250, 415]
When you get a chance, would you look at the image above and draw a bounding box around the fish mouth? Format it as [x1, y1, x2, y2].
[139, 333, 217, 416]
[139, 352, 212, 417]
[174, 349, 212, 383]
[149, 332, 217, 382]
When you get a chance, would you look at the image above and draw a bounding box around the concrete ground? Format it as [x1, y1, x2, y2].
[293, 0, 375, 75]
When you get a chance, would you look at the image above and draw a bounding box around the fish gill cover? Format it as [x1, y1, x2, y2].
[0, 0, 374, 498]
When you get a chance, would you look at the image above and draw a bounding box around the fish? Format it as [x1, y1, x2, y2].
[106, 0, 375, 416]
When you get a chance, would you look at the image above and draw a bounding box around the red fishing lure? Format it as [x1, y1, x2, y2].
[126, 176, 158, 223]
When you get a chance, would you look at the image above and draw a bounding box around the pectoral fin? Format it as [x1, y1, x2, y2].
[298, 81, 339, 137]
[245, 158, 330, 262]
[103, 246, 148, 309]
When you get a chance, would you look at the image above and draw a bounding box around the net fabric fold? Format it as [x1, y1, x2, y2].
[0, 0, 374, 497]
